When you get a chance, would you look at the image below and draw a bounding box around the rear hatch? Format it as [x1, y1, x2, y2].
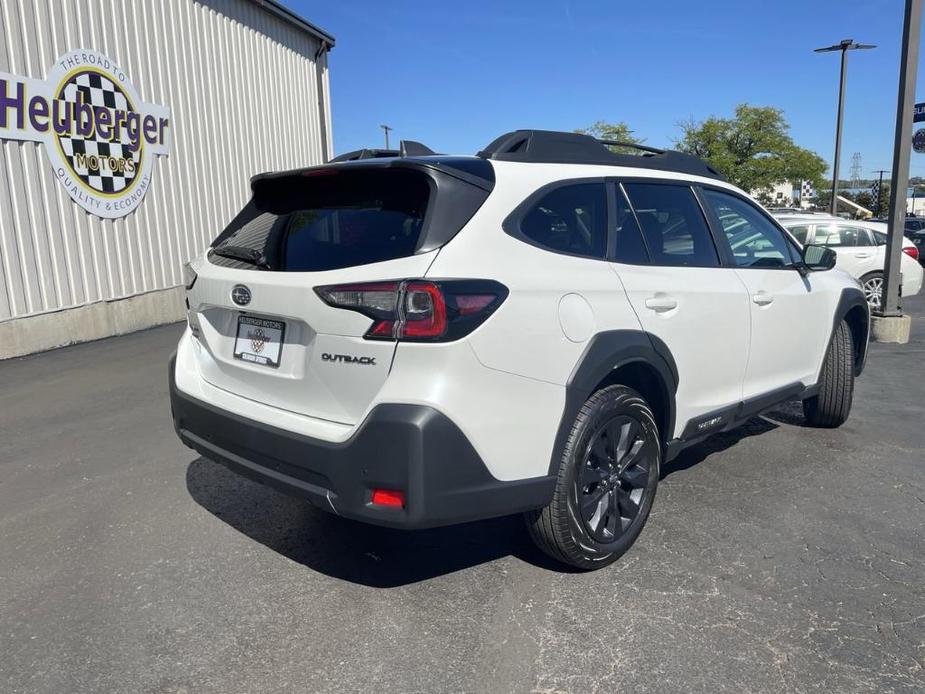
[187, 159, 493, 425]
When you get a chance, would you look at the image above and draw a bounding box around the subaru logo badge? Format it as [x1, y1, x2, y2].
[231, 284, 251, 306]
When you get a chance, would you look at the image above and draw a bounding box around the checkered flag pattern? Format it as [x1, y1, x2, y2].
[58, 72, 140, 194]
[800, 180, 815, 200]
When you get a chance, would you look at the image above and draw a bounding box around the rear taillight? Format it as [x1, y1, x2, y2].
[315, 279, 508, 342]
[903, 245, 919, 260]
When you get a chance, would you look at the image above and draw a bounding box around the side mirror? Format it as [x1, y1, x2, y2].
[800, 244, 837, 272]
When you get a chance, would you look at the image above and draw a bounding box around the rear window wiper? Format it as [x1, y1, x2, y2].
[212, 245, 272, 269]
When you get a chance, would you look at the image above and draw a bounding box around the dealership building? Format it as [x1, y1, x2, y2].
[0, 0, 334, 358]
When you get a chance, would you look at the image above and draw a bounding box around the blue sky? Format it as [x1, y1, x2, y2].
[297, 0, 925, 177]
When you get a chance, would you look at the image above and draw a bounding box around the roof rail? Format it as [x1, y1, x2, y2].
[476, 129, 723, 180]
[596, 139, 665, 155]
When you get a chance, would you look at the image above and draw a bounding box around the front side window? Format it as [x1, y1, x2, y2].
[519, 183, 608, 258]
[622, 183, 719, 267]
[702, 189, 794, 268]
[784, 224, 811, 245]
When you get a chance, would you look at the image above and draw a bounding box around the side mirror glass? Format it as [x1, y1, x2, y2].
[802, 244, 836, 271]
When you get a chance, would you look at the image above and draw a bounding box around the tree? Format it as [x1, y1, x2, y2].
[854, 191, 874, 212]
[576, 121, 643, 154]
[811, 192, 831, 211]
[676, 105, 826, 196]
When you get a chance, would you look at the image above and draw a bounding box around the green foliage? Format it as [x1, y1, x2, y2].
[810, 192, 831, 210]
[575, 121, 643, 154]
[854, 191, 874, 212]
[675, 105, 827, 194]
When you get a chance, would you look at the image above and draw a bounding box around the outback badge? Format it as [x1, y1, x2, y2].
[322, 353, 376, 366]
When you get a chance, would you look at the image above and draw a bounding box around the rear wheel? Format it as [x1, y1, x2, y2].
[526, 385, 660, 570]
[860, 271, 883, 308]
[803, 320, 854, 428]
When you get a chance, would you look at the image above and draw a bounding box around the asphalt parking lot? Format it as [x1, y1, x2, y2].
[2, 297, 924, 694]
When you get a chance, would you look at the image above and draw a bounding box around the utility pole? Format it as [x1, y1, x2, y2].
[380, 124, 393, 150]
[815, 39, 877, 216]
[850, 152, 862, 188]
[876, 0, 921, 340]
[872, 169, 889, 217]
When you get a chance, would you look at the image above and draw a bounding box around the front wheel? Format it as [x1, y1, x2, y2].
[860, 271, 883, 308]
[803, 319, 854, 428]
[526, 385, 660, 570]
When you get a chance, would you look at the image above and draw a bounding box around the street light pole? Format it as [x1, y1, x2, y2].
[815, 39, 876, 216]
[881, 0, 922, 319]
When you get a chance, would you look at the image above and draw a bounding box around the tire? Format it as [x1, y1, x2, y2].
[860, 271, 883, 309]
[803, 320, 854, 428]
[526, 385, 660, 570]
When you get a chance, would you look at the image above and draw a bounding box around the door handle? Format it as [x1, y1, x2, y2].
[854, 252, 872, 259]
[752, 292, 774, 306]
[644, 294, 678, 312]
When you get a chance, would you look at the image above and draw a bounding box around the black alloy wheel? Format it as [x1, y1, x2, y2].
[526, 385, 660, 570]
[574, 415, 653, 543]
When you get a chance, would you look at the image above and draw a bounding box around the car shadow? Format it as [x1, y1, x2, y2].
[186, 457, 576, 588]
[186, 402, 810, 587]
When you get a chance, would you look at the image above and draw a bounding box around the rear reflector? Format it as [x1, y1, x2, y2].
[903, 245, 919, 260]
[315, 279, 508, 342]
[371, 489, 405, 508]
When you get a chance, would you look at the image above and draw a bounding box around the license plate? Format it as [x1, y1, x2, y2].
[233, 315, 285, 367]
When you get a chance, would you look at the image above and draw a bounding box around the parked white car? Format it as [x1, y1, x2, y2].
[170, 130, 870, 569]
[776, 216, 922, 307]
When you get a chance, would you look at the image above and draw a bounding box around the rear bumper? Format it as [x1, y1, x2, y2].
[169, 354, 555, 529]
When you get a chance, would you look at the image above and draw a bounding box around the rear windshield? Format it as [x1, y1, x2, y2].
[211, 169, 432, 272]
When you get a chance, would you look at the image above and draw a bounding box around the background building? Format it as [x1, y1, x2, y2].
[0, 0, 334, 358]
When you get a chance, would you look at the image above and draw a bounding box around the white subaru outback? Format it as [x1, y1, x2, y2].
[170, 130, 869, 570]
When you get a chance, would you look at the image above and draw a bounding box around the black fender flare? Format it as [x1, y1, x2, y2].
[831, 287, 869, 376]
[548, 330, 678, 475]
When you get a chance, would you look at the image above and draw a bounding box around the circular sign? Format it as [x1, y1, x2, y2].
[55, 69, 142, 196]
[914, 128, 925, 154]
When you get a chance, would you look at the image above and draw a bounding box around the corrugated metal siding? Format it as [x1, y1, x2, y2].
[0, 0, 332, 321]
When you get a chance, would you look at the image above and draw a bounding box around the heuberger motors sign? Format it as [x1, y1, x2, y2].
[0, 49, 170, 218]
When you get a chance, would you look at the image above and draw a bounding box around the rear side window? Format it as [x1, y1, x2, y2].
[519, 183, 608, 258]
[623, 183, 719, 267]
[816, 223, 872, 247]
[613, 185, 648, 264]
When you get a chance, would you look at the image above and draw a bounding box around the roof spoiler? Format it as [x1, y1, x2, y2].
[329, 139, 438, 162]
